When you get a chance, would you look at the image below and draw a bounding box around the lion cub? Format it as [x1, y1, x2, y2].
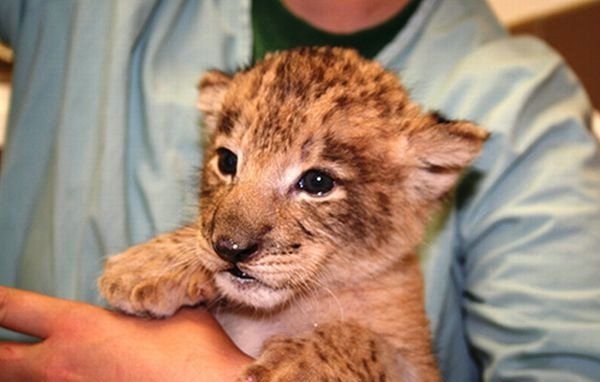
[99, 47, 488, 381]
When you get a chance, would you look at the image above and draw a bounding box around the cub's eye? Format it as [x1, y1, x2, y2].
[216, 148, 238, 176]
[297, 169, 335, 196]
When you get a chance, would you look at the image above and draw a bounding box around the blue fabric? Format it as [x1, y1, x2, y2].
[1, 0, 600, 380]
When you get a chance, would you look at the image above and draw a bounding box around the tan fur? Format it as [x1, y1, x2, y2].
[99, 47, 489, 381]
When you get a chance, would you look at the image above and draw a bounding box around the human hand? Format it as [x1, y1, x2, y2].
[0, 286, 252, 382]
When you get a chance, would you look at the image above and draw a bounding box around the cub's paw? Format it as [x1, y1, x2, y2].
[240, 335, 341, 382]
[241, 323, 399, 382]
[98, 233, 215, 318]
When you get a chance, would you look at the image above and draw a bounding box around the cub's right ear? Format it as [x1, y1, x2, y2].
[197, 70, 232, 132]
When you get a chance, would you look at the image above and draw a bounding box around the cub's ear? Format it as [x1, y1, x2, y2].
[197, 69, 231, 112]
[402, 113, 489, 201]
[197, 70, 232, 134]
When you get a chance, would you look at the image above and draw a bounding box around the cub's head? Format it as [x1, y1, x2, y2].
[195, 47, 488, 311]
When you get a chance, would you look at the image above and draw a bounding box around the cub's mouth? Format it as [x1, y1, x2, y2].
[226, 265, 256, 281]
[214, 262, 295, 310]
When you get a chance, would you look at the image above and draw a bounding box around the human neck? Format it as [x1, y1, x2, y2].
[281, 0, 411, 34]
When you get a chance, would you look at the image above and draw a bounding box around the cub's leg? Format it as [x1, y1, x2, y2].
[98, 225, 215, 318]
[241, 321, 436, 382]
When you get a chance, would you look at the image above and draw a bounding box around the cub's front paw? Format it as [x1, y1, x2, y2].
[241, 323, 399, 382]
[240, 336, 319, 382]
[98, 232, 215, 318]
[240, 334, 353, 382]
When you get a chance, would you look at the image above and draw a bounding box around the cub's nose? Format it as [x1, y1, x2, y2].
[213, 237, 260, 264]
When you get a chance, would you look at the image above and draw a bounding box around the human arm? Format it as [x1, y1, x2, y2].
[0, 286, 252, 382]
[452, 38, 600, 380]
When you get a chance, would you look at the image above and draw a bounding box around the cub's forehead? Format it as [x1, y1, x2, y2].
[228, 47, 405, 106]
[214, 47, 413, 153]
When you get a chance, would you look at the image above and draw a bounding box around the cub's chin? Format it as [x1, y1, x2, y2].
[214, 268, 295, 311]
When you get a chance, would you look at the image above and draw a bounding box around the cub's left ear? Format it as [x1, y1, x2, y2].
[197, 70, 232, 133]
[402, 113, 490, 201]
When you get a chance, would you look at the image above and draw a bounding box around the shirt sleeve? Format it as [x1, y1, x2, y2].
[0, 0, 23, 46]
[452, 37, 600, 381]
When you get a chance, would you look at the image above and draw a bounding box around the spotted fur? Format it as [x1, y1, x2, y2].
[99, 47, 488, 381]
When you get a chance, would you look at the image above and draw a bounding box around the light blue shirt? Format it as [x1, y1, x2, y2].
[1, 0, 600, 380]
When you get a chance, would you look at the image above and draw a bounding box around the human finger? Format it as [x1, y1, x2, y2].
[0, 341, 31, 360]
[0, 341, 38, 381]
[0, 286, 80, 339]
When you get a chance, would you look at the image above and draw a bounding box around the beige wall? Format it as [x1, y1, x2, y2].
[0, 56, 10, 148]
